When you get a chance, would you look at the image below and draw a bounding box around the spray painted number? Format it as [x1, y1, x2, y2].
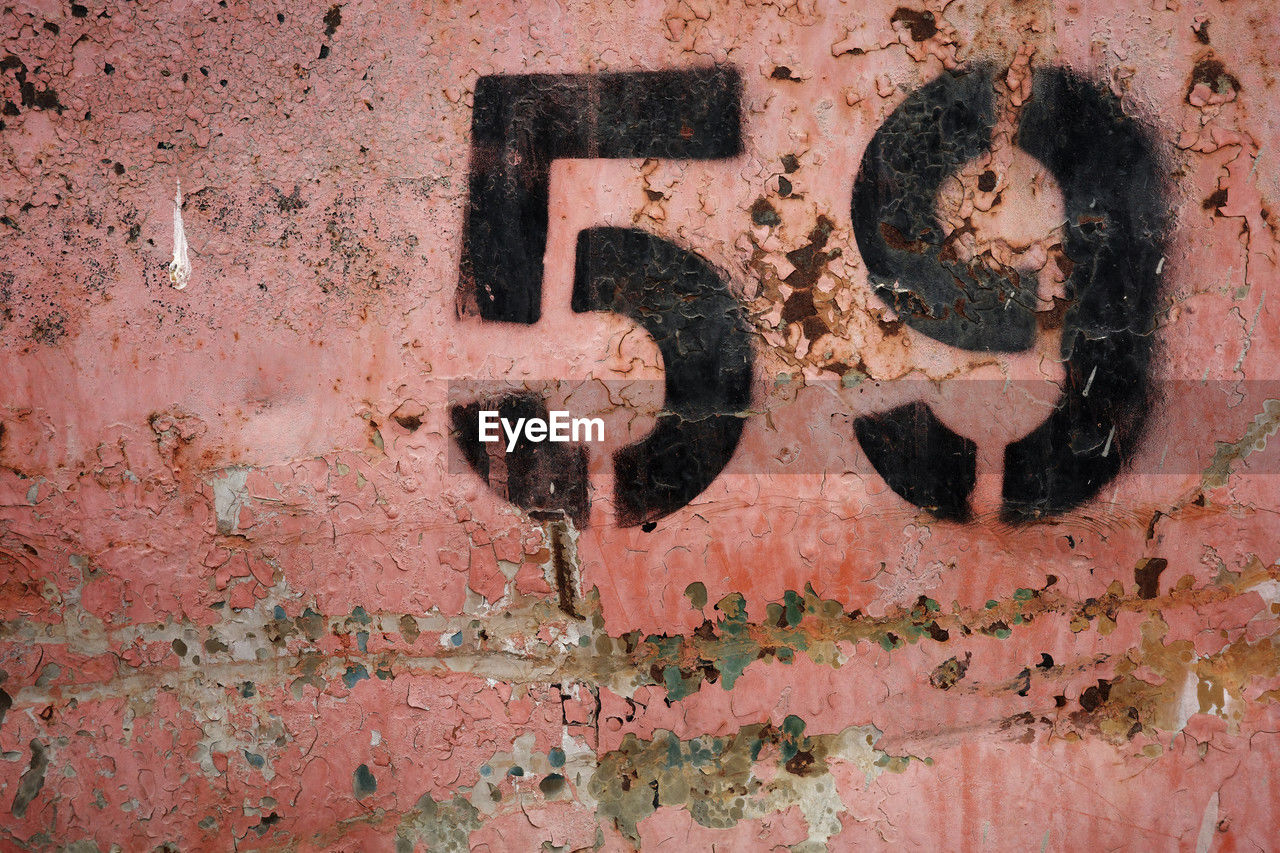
[453, 65, 1166, 526]
[850, 65, 1166, 522]
[452, 68, 753, 527]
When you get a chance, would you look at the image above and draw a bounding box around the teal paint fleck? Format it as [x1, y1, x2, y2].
[715, 593, 747, 623]
[717, 649, 755, 690]
[665, 734, 683, 769]
[244, 750, 265, 769]
[780, 714, 807, 763]
[450, 632, 463, 647]
[342, 664, 369, 688]
[356, 630, 369, 652]
[350, 605, 372, 625]
[353, 764, 377, 799]
[877, 633, 902, 651]
[711, 593, 755, 689]
[693, 738, 719, 766]
[783, 589, 804, 627]
[663, 665, 694, 700]
[548, 748, 565, 768]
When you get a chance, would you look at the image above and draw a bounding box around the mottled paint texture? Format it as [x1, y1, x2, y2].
[2, 0, 1280, 849]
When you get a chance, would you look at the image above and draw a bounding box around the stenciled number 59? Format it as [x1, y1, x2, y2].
[450, 65, 1166, 527]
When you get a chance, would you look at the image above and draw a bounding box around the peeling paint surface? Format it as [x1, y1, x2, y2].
[2, 0, 1280, 849]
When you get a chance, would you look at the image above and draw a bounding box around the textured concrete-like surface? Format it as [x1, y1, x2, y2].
[2, 0, 1280, 849]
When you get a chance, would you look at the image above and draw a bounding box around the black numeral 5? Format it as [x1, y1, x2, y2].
[453, 68, 754, 526]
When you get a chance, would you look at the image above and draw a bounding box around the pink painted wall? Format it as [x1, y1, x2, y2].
[2, 0, 1279, 849]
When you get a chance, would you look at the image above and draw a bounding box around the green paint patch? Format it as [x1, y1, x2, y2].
[353, 764, 377, 799]
[662, 664, 702, 700]
[591, 721, 914, 847]
[716, 592, 747, 622]
[783, 589, 804, 627]
[779, 714, 809, 764]
[684, 581, 708, 610]
[396, 793, 481, 853]
[874, 753, 915, 772]
[877, 632, 903, 651]
[629, 586, 955, 701]
[539, 773, 565, 797]
[342, 664, 369, 688]
[296, 607, 325, 641]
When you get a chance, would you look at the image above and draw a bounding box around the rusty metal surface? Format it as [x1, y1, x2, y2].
[2, 0, 1280, 849]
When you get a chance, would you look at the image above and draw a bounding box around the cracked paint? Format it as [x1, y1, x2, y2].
[2, 0, 1280, 849]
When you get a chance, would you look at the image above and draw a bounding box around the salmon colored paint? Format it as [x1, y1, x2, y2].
[2, 0, 1279, 849]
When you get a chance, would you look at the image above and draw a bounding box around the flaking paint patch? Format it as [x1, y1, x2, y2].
[395, 721, 909, 851]
[211, 467, 250, 536]
[2, 0, 1280, 847]
[396, 792, 482, 853]
[168, 180, 191, 290]
[1202, 399, 1280, 489]
[9, 739, 47, 819]
[591, 721, 912, 850]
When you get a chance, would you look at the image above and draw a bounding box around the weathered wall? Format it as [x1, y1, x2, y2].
[2, 0, 1280, 849]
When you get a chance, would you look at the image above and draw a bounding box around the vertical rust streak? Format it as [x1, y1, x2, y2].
[541, 515, 579, 618]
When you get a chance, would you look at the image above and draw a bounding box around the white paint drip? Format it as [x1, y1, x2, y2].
[168, 180, 191, 290]
[1195, 791, 1219, 853]
[1171, 668, 1202, 733]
